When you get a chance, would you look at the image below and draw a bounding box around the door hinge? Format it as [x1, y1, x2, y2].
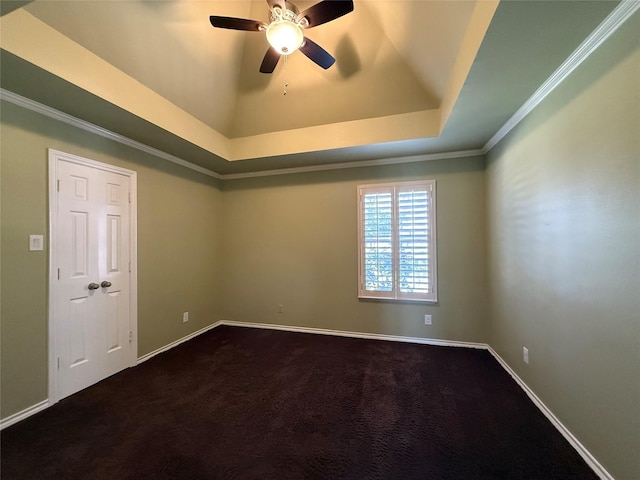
[128, 192, 131, 203]
[128, 261, 131, 273]
[129, 331, 133, 343]
[57, 357, 60, 370]
[57, 179, 60, 192]
[57, 268, 61, 280]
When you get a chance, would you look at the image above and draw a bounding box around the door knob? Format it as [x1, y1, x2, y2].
[88, 283, 100, 290]
[101, 281, 112, 288]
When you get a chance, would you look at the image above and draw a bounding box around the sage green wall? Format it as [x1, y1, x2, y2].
[3, 14, 637, 480]
[486, 15, 640, 480]
[0, 101, 224, 418]
[221, 157, 488, 342]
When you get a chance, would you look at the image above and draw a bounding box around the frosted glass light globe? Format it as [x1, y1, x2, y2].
[266, 20, 304, 55]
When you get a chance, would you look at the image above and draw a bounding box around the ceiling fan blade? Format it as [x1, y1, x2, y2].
[297, 0, 353, 28]
[299, 38, 335, 70]
[209, 16, 265, 31]
[260, 47, 281, 74]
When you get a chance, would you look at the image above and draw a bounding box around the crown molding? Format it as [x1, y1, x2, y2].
[221, 149, 485, 180]
[483, 0, 640, 152]
[1, 88, 483, 178]
[3, 1, 637, 179]
[0, 88, 223, 180]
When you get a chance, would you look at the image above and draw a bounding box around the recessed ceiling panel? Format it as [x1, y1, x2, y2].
[23, 0, 477, 140]
[25, 0, 252, 136]
[1, 0, 625, 175]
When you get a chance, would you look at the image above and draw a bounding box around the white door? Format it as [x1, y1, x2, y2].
[50, 150, 137, 401]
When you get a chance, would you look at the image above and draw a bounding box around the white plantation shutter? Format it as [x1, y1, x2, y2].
[397, 186, 430, 296]
[362, 189, 394, 293]
[358, 181, 437, 302]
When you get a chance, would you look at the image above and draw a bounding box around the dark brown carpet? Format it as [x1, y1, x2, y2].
[1, 326, 596, 479]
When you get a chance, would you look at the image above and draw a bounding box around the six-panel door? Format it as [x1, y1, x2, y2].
[55, 159, 131, 400]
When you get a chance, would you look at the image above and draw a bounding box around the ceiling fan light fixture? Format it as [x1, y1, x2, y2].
[210, 0, 354, 73]
[266, 20, 304, 55]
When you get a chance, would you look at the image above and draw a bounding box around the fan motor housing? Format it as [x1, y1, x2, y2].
[271, 1, 301, 23]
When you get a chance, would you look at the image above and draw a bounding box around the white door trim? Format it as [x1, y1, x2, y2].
[48, 148, 138, 404]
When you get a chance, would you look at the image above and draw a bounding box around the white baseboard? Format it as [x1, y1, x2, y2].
[0, 399, 50, 431]
[136, 321, 223, 364]
[0, 319, 614, 480]
[219, 320, 488, 349]
[487, 347, 614, 480]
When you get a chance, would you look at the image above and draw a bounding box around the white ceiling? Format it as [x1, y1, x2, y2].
[0, 0, 621, 175]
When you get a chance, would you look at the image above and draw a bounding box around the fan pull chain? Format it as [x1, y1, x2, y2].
[283, 55, 288, 96]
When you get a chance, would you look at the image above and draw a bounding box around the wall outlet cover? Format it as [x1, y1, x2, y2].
[424, 315, 432, 325]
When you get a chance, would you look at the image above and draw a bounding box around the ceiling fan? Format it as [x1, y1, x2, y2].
[209, 0, 354, 74]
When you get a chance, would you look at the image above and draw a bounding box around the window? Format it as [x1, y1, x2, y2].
[358, 180, 437, 302]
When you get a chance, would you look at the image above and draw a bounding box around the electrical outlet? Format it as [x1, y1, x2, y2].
[424, 314, 432, 326]
[523, 347, 529, 364]
[277, 305, 284, 314]
[183, 312, 189, 323]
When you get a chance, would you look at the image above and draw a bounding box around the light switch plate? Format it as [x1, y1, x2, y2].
[29, 235, 44, 251]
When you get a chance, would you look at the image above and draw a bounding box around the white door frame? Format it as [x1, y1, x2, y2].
[48, 148, 138, 404]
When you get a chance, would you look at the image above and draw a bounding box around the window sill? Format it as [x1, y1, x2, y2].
[358, 295, 438, 305]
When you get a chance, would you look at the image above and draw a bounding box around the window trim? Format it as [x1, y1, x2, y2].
[357, 180, 438, 303]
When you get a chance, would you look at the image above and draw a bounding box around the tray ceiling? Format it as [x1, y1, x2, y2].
[0, 1, 621, 175]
